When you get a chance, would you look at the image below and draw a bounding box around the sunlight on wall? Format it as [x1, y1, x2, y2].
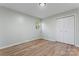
[35, 19, 41, 30]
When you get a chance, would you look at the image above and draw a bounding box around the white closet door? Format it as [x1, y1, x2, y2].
[56, 18, 64, 42]
[63, 16, 74, 45]
[56, 16, 74, 45]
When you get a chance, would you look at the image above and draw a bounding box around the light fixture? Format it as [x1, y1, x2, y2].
[39, 3, 46, 7]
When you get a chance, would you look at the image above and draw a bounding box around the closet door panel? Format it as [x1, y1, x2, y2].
[56, 19, 64, 42]
[63, 16, 74, 45]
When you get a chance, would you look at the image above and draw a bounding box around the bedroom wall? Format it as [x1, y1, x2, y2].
[0, 6, 41, 49]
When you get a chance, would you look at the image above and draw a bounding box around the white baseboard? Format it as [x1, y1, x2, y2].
[42, 37, 56, 41]
[0, 37, 39, 49]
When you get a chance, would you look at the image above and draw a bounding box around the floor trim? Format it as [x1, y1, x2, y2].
[0, 38, 40, 49]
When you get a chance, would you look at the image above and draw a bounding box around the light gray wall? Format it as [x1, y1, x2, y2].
[76, 8, 79, 46]
[0, 6, 40, 49]
[42, 17, 56, 41]
[42, 8, 79, 47]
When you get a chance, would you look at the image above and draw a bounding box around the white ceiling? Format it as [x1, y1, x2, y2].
[0, 3, 79, 19]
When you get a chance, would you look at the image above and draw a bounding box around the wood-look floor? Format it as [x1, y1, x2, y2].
[0, 39, 79, 56]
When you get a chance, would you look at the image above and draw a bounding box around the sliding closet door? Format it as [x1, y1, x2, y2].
[63, 16, 74, 45]
[56, 16, 75, 45]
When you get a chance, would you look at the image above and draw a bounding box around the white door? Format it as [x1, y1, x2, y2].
[56, 18, 64, 42]
[63, 16, 74, 45]
[56, 16, 74, 45]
